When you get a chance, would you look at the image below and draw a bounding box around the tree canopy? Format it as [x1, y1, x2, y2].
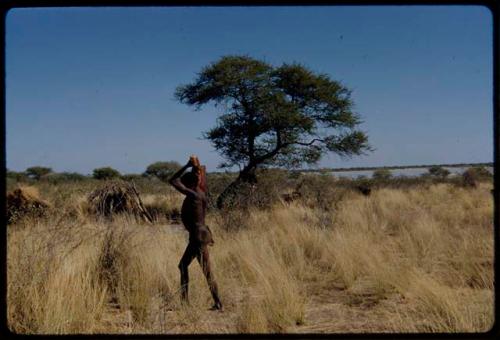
[92, 167, 121, 180]
[176, 55, 371, 207]
[143, 161, 182, 182]
[26, 166, 52, 180]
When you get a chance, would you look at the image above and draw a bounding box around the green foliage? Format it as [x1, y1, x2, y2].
[61, 172, 88, 181]
[428, 166, 450, 179]
[204, 172, 238, 210]
[143, 161, 181, 182]
[43, 172, 88, 184]
[7, 170, 28, 182]
[92, 167, 121, 180]
[466, 166, 492, 179]
[176, 55, 371, 177]
[462, 169, 477, 188]
[461, 166, 492, 188]
[372, 169, 392, 180]
[176, 55, 372, 208]
[121, 174, 143, 182]
[207, 168, 290, 211]
[26, 166, 52, 180]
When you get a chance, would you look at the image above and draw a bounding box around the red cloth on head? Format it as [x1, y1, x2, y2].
[190, 155, 207, 193]
[191, 165, 207, 193]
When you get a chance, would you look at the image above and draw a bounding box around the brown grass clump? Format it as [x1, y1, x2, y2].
[6, 186, 50, 224]
[87, 181, 153, 223]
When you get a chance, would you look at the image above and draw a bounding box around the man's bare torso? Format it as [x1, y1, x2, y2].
[181, 189, 207, 232]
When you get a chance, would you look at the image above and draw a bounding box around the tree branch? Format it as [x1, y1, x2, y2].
[294, 138, 325, 146]
[253, 129, 285, 165]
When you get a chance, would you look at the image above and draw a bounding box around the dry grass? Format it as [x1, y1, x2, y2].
[6, 181, 494, 334]
[141, 193, 183, 223]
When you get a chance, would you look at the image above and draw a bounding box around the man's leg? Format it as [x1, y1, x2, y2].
[178, 242, 196, 303]
[197, 246, 222, 310]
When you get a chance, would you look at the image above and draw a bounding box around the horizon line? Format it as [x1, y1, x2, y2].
[6, 161, 493, 176]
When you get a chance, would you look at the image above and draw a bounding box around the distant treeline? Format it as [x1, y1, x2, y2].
[296, 162, 494, 173]
[6, 162, 493, 181]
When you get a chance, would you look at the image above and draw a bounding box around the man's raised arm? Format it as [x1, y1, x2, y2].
[168, 161, 194, 196]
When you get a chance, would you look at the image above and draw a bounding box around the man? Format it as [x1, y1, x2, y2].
[168, 156, 223, 311]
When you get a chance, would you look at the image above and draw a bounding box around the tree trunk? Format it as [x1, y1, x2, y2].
[238, 167, 257, 184]
[216, 166, 257, 209]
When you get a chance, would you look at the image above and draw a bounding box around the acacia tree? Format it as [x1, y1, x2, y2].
[176, 55, 371, 207]
[26, 166, 52, 180]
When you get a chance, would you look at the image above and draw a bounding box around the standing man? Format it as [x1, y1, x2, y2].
[169, 156, 223, 311]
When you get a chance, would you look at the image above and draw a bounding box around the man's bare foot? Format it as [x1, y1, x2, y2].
[209, 302, 223, 311]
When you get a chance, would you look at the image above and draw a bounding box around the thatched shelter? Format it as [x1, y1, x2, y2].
[6, 186, 49, 224]
[87, 180, 153, 223]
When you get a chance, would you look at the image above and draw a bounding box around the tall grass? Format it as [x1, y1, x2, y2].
[7, 181, 494, 333]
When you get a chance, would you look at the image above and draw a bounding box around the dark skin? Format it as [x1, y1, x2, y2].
[169, 158, 222, 311]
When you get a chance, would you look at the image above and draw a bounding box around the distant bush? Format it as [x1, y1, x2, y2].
[372, 169, 392, 180]
[121, 174, 144, 182]
[143, 161, 181, 182]
[459, 166, 492, 188]
[462, 169, 477, 188]
[93, 167, 121, 180]
[467, 166, 492, 179]
[63, 172, 88, 181]
[428, 166, 450, 179]
[43, 172, 88, 184]
[6, 170, 28, 182]
[26, 166, 52, 180]
[355, 179, 373, 196]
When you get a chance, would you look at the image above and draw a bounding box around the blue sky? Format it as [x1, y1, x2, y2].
[6, 6, 493, 174]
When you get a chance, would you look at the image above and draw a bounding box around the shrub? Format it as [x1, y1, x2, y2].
[6, 170, 28, 182]
[121, 174, 143, 182]
[217, 168, 296, 211]
[461, 167, 492, 188]
[467, 166, 492, 180]
[372, 169, 392, 180]
[143, 161, 181, 182]
[428, 166, 450, 179]
[26, 166, 52, 180]
[206, 172, 238, 209]
[92, 167, 121, 180]
[43, 172, 88, 184]
[462, 169, 477, 188]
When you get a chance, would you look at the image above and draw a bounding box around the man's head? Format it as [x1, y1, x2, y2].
[181, 172, 198, 189]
